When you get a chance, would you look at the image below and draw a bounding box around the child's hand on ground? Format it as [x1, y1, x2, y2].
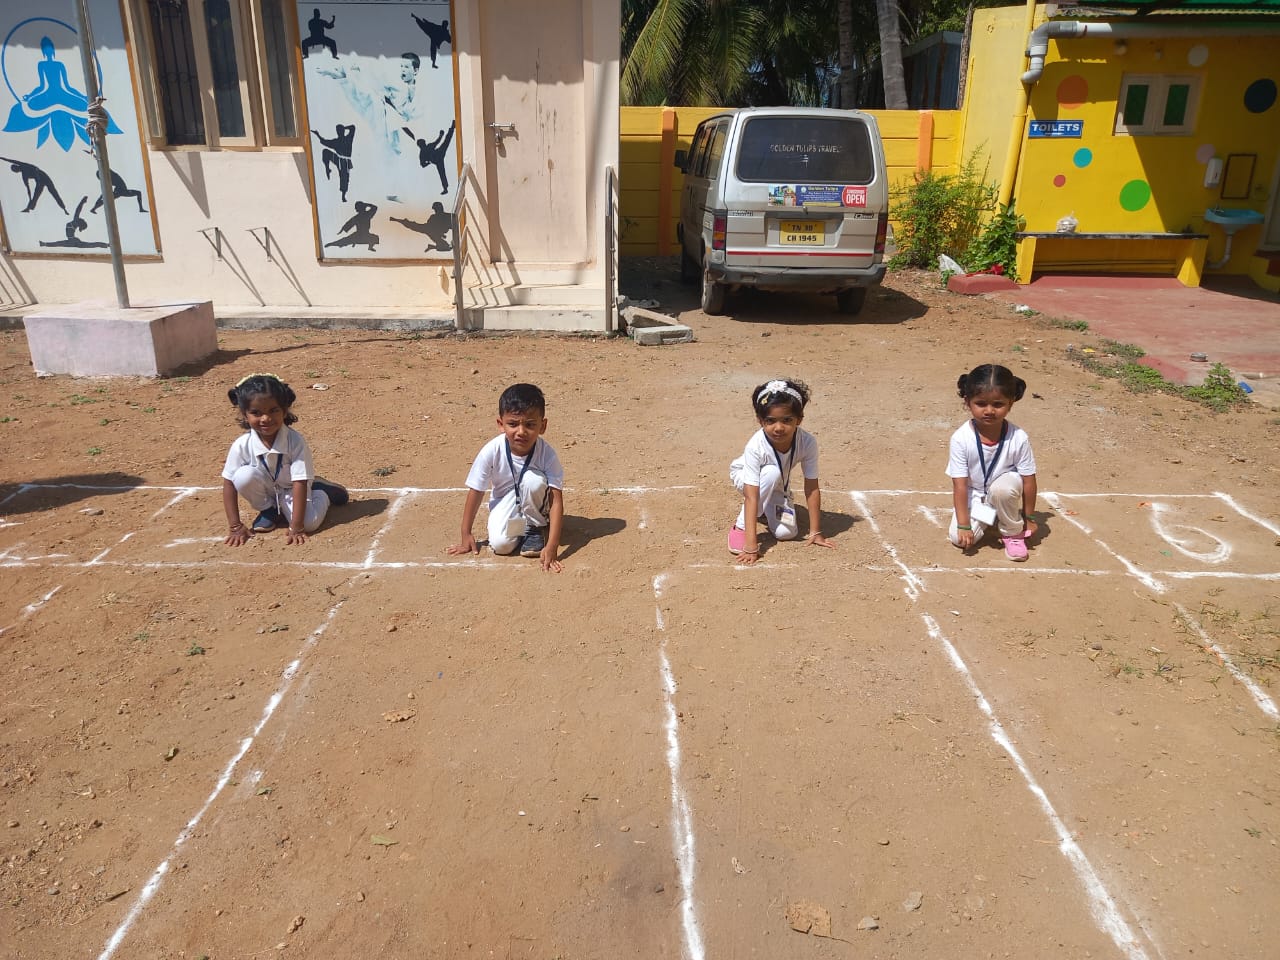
[286, 528, 308, 545]
[446, 534, 479, 556]
[1023, 519, 1038, 539]
[806, 533, 835, 550]
[956, 529, 975, 550]
[539, 546, 562, 573]
[224, 525, 249, 547]
[736, 549, 760, 566]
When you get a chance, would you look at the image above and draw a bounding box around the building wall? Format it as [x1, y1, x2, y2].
[0, 0, 620, 312]
[1017, 33, 1279, 273]
[958, 5, 1037, 193]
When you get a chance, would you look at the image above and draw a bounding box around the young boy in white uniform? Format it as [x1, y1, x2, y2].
[447, 383, 565, 572]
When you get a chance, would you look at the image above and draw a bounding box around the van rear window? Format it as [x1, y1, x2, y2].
[735, 117, 875, 184]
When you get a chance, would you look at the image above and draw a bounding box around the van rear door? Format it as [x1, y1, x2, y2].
[724, 114, 884, 270]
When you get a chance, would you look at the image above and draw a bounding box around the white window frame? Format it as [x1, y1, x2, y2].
[127, 0, 302, 150]
[1114, 73, 1201, 137]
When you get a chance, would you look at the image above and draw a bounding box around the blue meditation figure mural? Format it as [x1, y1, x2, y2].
[3, 32, 121, 150]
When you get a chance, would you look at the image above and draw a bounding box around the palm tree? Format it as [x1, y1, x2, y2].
[876, 0, 908, 108]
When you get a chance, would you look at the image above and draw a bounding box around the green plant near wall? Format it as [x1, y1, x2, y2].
[965, 201, 1024, 280]
[889, 153, 996, 271]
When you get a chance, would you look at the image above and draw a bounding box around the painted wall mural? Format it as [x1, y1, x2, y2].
[0, 2, 157, 256]
[297, 0, 458, 261]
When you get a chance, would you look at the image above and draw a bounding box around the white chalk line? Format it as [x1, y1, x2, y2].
[0, 585, 63, 638]
[363, 489, 416, 568]
[1042, 494, 1166, 593]
[150, 487, 200, 520]
[1215, 491, 1280, 537]
[97, 601, 347, 960]
[856, 495, 1159, 959]
[922, 614, 1155, 960]
[652, 573, 706, 960]
[1147, 502, 1231, 565]
[1174, 603, 1279, 721]
[850, 491, 925, 599]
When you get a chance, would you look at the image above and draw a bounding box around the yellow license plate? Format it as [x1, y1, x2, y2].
[779, 220, 825, 245]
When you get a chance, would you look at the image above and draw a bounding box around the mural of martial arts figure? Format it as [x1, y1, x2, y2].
[311, 123, 355, 201]
[316, 52, 422, 155]
[409, 14, 450, 68]
[302, 8, 337, 59]
[324, 200, 379, 251]
[403, 121, 455, 194]
[1, 156, 67, 213]
[391, 201, 452, 252]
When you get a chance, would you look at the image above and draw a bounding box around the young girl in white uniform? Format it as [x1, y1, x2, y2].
[946, 363, 1038, 561]
[221, 374, 349, 547]
[727, 378, 835, 565]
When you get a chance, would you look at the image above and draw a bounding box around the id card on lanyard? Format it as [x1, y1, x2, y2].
[504, 438, 537, 538]
[970, 421, 1007, 526]
[772, 441, 797, 522]
[260, 450, 285, 510]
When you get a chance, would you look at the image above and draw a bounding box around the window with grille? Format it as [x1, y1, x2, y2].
[1114, 74, 1200, 136]
[135, 0, 301, 148]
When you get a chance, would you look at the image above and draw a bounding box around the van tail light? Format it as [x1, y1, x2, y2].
[712, 214, 727, 252]
[874, 213, 888, 255]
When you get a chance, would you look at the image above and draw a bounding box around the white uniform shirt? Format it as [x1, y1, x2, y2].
[730, 428, 820, 491]
[946, 420, 1036, 495]
[465, 435, 564, 508]
[222, 425, 315, 492]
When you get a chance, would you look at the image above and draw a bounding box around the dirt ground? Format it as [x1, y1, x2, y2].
[2, 261, 1278, 960]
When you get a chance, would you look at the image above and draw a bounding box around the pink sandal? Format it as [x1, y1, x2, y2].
[1002, 532, 1029, 561]
[727, 525, 746, 555]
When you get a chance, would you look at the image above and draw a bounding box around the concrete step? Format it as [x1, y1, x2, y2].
[465, 284, 606, 307]
[463, 303, 610, 332]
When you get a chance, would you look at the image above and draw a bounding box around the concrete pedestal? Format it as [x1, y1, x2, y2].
[24, 300, 217, 377]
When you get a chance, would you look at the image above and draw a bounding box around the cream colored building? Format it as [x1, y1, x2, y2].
[0, 1, 619, 331]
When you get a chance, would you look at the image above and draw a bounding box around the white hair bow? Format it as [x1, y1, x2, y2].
[761, 379, 802, 403]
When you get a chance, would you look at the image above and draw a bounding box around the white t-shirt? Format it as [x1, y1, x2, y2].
[465, 435, 564, 508]
[946, 420, 1036, 495]
[221, 424, 315, 492]
[730, 428, 820, 491]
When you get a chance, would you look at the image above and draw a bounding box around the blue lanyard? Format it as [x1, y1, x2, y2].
[259, 451, 283, 484]
[771, 436, 795, 497]
[972, 420, 1008, 499]
[504, 438, 536, 496]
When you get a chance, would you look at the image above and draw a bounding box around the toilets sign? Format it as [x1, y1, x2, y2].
[1029, 120, 1083, 139]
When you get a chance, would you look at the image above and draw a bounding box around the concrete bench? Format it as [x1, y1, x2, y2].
[1014, 232, 1209, 287]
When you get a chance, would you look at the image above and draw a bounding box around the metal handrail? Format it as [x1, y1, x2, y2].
[451, 162, 471, 331]
[604, 164, 617, 334]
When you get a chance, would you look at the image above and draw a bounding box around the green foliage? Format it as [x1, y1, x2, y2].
[889, 154, 996, 271]
[964, 201, 1023, 279]
[1184, 363, 1250, 412]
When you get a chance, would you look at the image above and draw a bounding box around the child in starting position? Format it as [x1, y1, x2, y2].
[221, 374, 349, 546]
[447, 383, 565, 572]
[728, 379, 834, 565]
[947, 364, 1038, 561]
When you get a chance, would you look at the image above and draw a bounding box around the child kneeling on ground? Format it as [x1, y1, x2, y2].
[447, 383, 565, 572]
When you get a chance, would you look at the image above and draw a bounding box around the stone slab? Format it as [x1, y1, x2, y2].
[23, 300, 216, 377]
[620, 305, 694, 345]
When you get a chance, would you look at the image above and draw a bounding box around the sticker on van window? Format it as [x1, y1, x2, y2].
[767, 185, 867, 207]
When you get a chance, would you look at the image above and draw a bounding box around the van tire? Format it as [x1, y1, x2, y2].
[680, 247, 698, 284]
[836, 288, 867, 316]
[700, 266, 726, 315]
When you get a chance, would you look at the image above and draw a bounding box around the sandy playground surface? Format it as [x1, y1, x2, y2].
[1, 262, 1278, 960]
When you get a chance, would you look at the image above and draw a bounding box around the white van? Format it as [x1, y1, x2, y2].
[675, 107, 889, 316]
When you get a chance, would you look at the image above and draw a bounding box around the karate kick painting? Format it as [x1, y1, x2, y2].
[0, 4, 157, 256]
[298, 1, 458, 261]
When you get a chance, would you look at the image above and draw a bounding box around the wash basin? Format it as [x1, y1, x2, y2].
[1205, 207, 1265, 234]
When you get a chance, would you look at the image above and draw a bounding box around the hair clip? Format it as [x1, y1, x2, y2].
[234, 372, 282, 388]
[760, 379, 803, 404]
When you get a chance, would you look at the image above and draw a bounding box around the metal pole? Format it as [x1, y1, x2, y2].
[73, 0, 130, 308]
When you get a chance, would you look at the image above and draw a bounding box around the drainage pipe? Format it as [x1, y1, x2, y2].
[1022, 20, 1280, 86]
